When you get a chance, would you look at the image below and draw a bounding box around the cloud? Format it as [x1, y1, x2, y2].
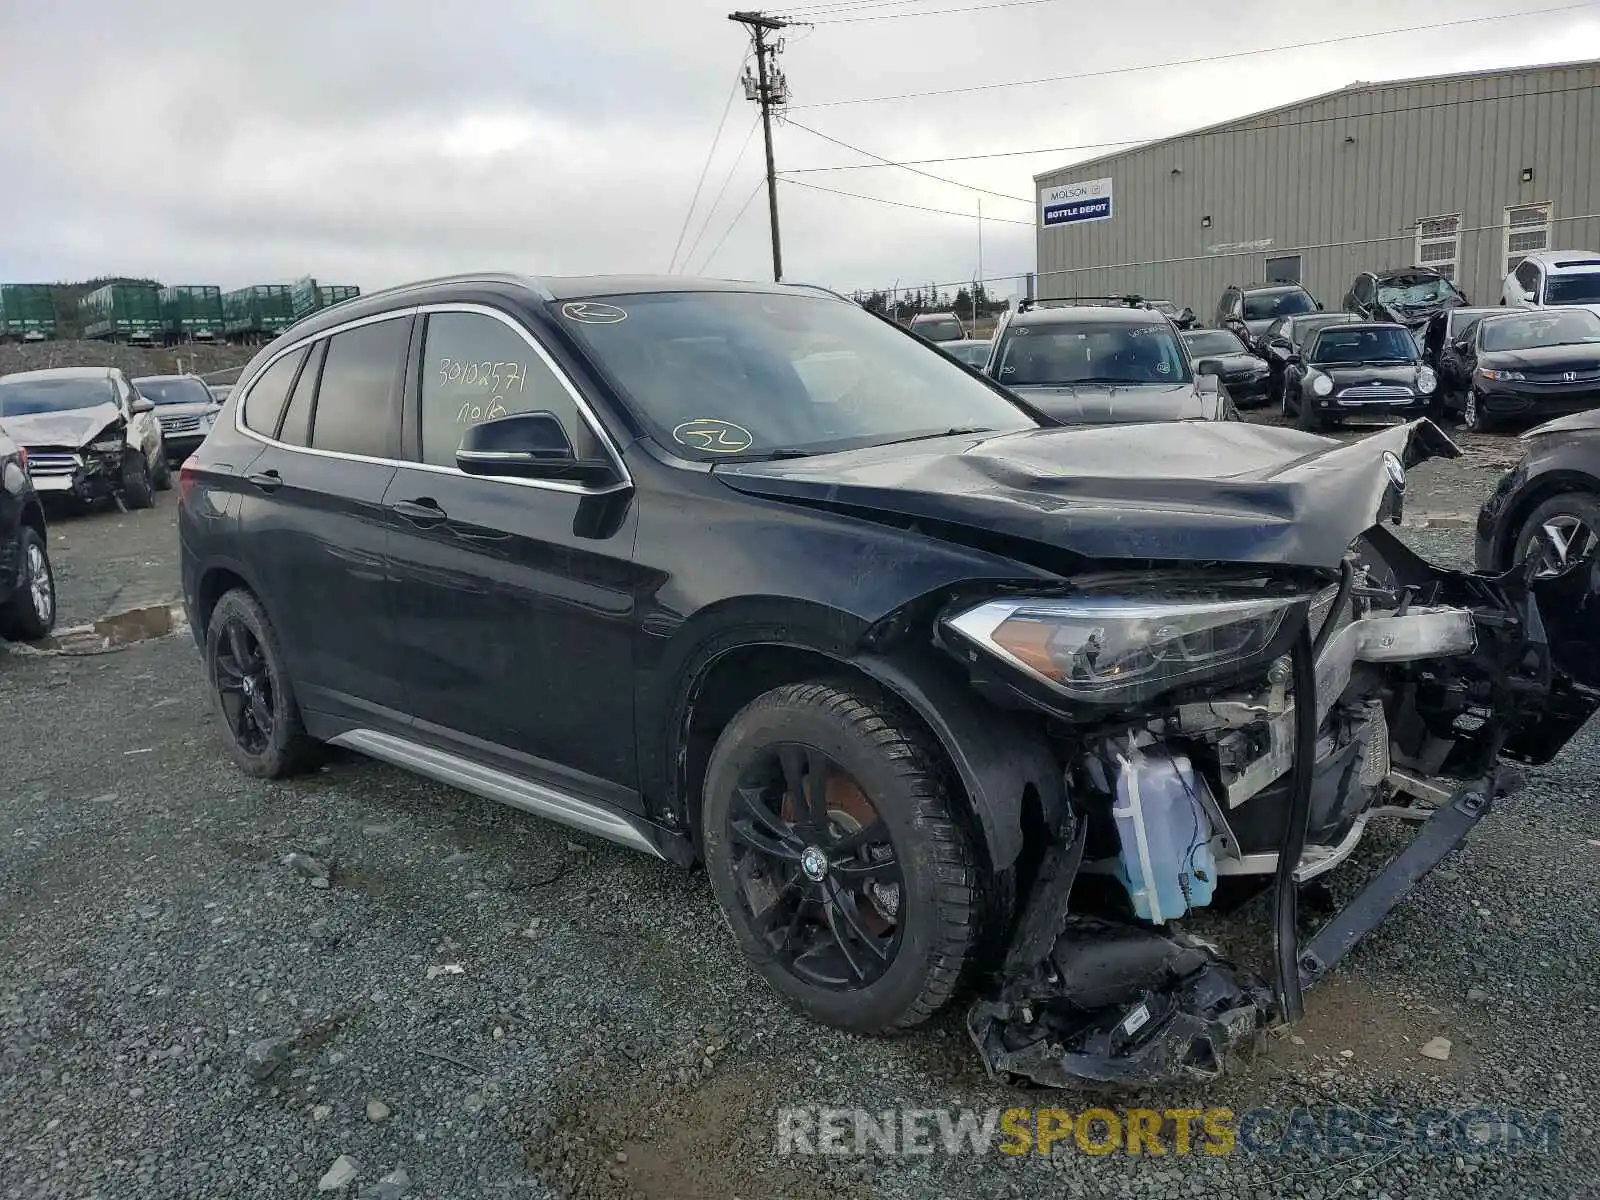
[0, 0, 1595, 297]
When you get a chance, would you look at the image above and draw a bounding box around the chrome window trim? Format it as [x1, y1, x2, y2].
[232, 301, 633, 497]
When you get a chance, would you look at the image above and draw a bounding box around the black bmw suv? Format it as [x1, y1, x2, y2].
[178, 274, 1600, 1087]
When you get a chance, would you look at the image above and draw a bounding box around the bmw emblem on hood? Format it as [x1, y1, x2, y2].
[1382, 451, 1406, 491]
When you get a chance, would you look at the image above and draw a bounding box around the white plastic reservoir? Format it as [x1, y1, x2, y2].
[1112, 747, 1217, 924]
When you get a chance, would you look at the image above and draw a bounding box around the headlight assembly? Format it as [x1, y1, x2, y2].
[1310, 372, 1334, 397]
[1417, 366, 1437, 394]
[89, 436, 125, 454]
[1481, 368, 1525, 381]
[943, 589, 1304, 705]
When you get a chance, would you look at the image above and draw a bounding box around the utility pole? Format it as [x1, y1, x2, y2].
[729, 11, 790, 282]
[976, 198, 984, 326]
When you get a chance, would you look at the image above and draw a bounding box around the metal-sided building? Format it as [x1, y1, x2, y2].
[1033, 59, 1600, 318]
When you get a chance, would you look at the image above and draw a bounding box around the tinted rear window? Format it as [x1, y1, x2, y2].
[309, 318, 407, 457]
[912, 317, 964, 342]
[241, 350, 307, 435]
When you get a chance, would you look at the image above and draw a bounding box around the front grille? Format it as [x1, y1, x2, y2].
[159, 413, 203, 434]
[1524, 369, 1600, 385]
[1337, 384, 1414, 400]
[22, 451, 81, 478]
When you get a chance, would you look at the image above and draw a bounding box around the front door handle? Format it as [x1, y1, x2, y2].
[244, 469, 282, 493]
[390, 498, 448, 524]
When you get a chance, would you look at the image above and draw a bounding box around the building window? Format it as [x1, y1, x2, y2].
[1414, 214, 1461, 280]
[1505, 203, 1552, 276]
[1264, 255, 1301, 284]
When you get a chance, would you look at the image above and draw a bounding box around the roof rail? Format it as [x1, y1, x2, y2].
[1016, 294, 1152, 314]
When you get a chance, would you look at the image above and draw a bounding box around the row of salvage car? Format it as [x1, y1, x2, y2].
[5, 270, 1600, 1098]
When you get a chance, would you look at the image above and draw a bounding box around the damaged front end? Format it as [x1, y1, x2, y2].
[945, 449, 1599, 1088]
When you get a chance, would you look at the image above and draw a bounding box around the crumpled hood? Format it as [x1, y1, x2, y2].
[0, 402, 122, 449]
[1011, 382, 1228, 425]
[713, 420, 1458, 570]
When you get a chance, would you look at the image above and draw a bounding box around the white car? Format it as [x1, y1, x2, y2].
[1502, 249, 1600, 318]
[0, 366, 170, 508]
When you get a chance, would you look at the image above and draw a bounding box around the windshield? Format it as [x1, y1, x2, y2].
[995, 321, 1192, 387]
[134, 377, 213, 406]
[1544, 272, 1600, 305]
[0, 377, 115, 416]
[1480, 309, 1600, 352]
[553, 291, 1035, 459]
[1308, 326, 1419, 364]
[1287, 313, 1357, 347]
[1181, 330, 1246, 356]
[1376, 274, 1463, 309]
[1243, 289, 1315, 320]
[911, 317, 964, 343]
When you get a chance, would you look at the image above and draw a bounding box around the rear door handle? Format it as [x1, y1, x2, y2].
[244, 469, 282, 493]
[389, 498, 448, 524]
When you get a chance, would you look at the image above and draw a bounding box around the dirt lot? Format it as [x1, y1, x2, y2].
[3, 420, 1597, 1199]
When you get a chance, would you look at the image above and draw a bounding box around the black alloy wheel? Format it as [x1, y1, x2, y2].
[204, 588, 318, 777]
[702, 682, 982, 1033]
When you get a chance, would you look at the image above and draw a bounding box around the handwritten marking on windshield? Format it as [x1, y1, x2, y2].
[673, 417, 754, 454]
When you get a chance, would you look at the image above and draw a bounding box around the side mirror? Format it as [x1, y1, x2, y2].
[456, 411, 614, 484]
[130, 396, 155, 414]
[1452, 339, 1471, 354]
[1195, 358, 1226, 378]
[1315, 300, 1325, 311]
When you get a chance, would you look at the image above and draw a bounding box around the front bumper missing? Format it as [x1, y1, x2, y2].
[967, 770, 1516, 1089]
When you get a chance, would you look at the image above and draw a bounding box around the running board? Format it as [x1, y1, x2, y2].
[329, 728, 664, 860]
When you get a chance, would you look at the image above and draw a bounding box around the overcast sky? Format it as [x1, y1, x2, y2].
[0, 0, 1595, 298]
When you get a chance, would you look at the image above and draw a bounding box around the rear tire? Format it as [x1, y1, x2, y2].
[1515, 493, 1600, 576]
[0, 527, 56, 641]
[204, 588, 319, 778]
[701, 681, 982, 1034]
[121, 452, 154, 510]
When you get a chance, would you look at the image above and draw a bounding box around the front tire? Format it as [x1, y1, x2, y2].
[1516, 493, 1600, 576]
[204, 588, 319, 778]
[1463, 390, 1494, 433]
[0, 527, 56, 640]
[121, 452, 154, 510]
[1297, 389, 1323, 432]
[701, 681, 981, 1034]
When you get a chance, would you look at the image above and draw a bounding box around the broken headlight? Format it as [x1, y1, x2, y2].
[944, 589, 1303, 705]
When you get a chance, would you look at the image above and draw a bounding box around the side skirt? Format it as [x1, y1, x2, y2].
[329, 728, 667, 861]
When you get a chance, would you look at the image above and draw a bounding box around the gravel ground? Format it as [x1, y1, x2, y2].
[3, 417, 1596, 1199]
[39, 490, 181, 629]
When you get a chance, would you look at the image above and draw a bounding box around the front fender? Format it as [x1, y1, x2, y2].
[852, 649, 1064, 870]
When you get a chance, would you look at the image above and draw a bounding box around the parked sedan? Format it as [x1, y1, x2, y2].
[1281, 322, 1437, 431]
[1258, 312, 1363, 408]
[1179, 327, 1271, 407]
[1476, 407, 1599, 576]
[1453, 308, 1600, 432]
[0, 367, 169, 508]
[133, 373, 224, 464]
[1343, 266, 1469, 341]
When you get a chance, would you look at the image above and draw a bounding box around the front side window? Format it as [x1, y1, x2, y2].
[1307, 327, 1419, 364]
[310, 318, 408, 457]
[240, 348, 307, 436]
[418, 311, 600, 469]
[0, 376, 116, 416]
[555, 291, 1035, 461]
[996, 321, 1192, 387]
[1181, 329, 1246, 357]
[1244, 289, 1315, 320]
[1480, 309, 1600, 352]
[1544, 272, 1600, 306]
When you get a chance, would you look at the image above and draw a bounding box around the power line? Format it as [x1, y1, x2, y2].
[782, 0, 932, 15]
[793, 2, 1600, 107]
[679, 118, 761, 272]
[781, 176, 1035, 223]
[780, 80, 1600, 174]
[783, 117, 1033, 203]
[812, 0, 1068, 22]
[667, 61, 746, 272]
[697, 177, 771, 272]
